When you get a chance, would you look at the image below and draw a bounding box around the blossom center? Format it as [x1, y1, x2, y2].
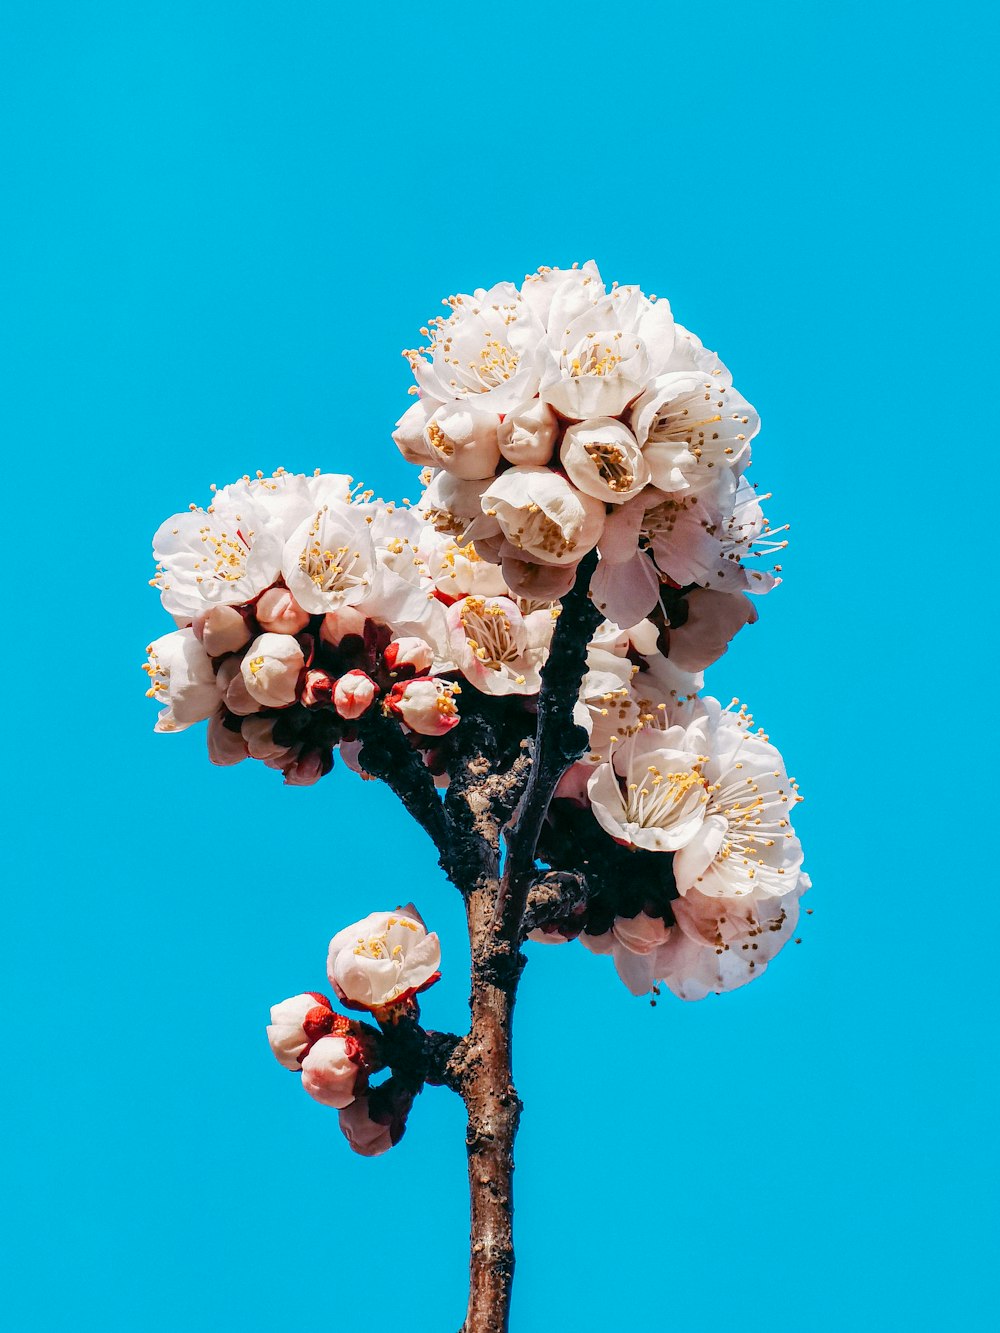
[622, 763, 708, 831]
[583, 441, 636, 492]
[460, 598, 520, 670]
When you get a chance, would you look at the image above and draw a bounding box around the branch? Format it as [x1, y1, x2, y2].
[356, 708, 452, 862]
[498, 550, 602, 938]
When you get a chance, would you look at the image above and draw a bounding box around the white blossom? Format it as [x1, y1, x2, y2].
[586, 725, 710, 852]
[497, 398, 559, 466]
[282, 503, 378, 616]
[327, 904, 441, 1011]
[241, 632, 306, 707]
[266, 992, 334, 1071]
[143, 629, 218, 732]
[192, 604, 251, 657]
[422, 403, 502, 480]
[333, 670, 377, 720]
[672, 698, 804, 900]
[300, 1035, 365, 1108]
[538, 285, 675, 420]
[151, 499, 281, 620]
[631, 372, 758, 495]
[447, 595, 555, 696]
[560, 418, 650, 503]
[481, 467, 605, 566]
[405, 282, 544, 414]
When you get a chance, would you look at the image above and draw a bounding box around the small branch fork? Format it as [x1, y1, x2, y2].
[358, 557, 602, 1333]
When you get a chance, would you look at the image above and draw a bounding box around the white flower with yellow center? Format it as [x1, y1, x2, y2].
[631, 371, 759, 495]
[673, 698, 804, 899]
[587, 726, 710, 853]
[211, 468, 355, 539]
[480, 466, 605, 566]
[282, 503, 377, 615]
[539, 285, 675, 419]
[447, 595, 555, 696]
[142, 629, 218, 732]
[560, 417, 651, 504]
[573, 651, 642, 763]
[151, 498, 281, 620]
[327, 904, 441, 1012]
[404, 282, 543, 414]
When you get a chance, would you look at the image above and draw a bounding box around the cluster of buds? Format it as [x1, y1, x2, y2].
[267, 904, 445, 1154]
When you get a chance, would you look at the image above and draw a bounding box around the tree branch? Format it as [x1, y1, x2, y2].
[356, 708, 452, 862]
[498, 551, 603, 939]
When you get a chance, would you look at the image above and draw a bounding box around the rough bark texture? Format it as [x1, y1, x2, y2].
[361, 558, 601, 1332]
[452, 883, 521, 1333]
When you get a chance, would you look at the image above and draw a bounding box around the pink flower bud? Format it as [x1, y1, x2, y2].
[224, 669, 263, 717]
[207, 711, 248, 766]
[333, 670, 378, 720]
[300, 668, 335, 708]
[386, 677, 461, 737]
[300, 1034, 366, 1108]
[320, 606, 367, 647]
[242, 717, 299, 768]
[266, 992, 334, 1070]
[338, 1094, 395, 1157]
[283, 749, 330, 786]
[193, 605, 251, 657]
[383, 637, 434, 675]
[255, 586, 310, 635]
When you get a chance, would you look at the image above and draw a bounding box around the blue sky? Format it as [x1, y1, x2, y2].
[2, 3, 996, 1330]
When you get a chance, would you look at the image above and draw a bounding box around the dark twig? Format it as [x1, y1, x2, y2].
[497, 551, 603, 939]
[356, 708, 452, 862]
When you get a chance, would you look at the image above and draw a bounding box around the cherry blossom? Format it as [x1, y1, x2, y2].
[327, 904, 441, 1012]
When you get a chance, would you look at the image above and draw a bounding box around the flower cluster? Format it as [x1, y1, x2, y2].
[143, 263, 809, 1011]
[143, 468, 537, 784]
[266, 904, 441, 1155]
[396, 261, 786, 638]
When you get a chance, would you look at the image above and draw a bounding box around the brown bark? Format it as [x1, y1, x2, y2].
[452, 881, 521, 1333]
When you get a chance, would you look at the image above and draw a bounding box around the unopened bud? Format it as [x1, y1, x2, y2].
[266, 992, 334, 1071]
[255, 586, 310, 635]
[320, 606, 367, 647]
[241, 632, 306, 707]
[334, 670, 377, 720]
[193, 604, 251, 657]
[383, 637, 434, 675]
[300, 668, 335, 708]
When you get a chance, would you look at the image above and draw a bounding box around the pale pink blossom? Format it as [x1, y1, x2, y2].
[192, 604, 251, 657]
[300, 1035, 366, 1108]
[255, 586, 311, 635]
[338, 1095, 395, 1156]
[207, 710, 248, 766]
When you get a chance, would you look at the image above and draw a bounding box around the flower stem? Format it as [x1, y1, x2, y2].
[455, 879, 522, 1333]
